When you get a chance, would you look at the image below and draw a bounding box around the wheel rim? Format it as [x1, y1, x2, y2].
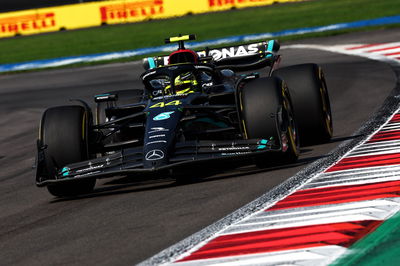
[319, 69, 333, 137]
[282, 85, 299, 156]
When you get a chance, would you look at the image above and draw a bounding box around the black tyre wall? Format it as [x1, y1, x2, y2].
[273, 63, 333, 144]
[240, 77, 299, 165]
[41, 105, 88, 175]
[39, 105, 95, 196]
[240, 77, 282, 141]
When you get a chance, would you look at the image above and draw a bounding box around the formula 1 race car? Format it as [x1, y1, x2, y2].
[35, 34, 332, 197]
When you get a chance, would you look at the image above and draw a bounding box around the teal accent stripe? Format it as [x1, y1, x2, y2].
[61, 167, 69, 177]
[148, 57, 156, 69]
[259, 139, 268, 145]
[267, 40, 274, 52]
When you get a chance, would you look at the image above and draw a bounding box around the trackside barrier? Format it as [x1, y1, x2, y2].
[1, 15, 400, 73]
[0, 0, 302, 38]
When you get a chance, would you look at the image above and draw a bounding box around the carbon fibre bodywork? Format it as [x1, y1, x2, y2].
[36, 39, 291, 187]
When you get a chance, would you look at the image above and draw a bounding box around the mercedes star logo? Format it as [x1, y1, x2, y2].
[145, 149, 165, 161]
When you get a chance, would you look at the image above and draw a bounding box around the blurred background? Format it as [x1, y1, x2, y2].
[0, 0, 103, 12]
[0, 0, 398, 71]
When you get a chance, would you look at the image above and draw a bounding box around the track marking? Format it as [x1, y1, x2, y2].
[168, 107, 400, 265]
[141, 43, 400, 266]
[284, 42, 400, 64]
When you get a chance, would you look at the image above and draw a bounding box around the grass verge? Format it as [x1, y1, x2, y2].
[331, 212, 400, 266]
[0, 0, 399, 66]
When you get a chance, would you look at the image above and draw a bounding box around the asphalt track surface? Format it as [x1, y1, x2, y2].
[0, 28, 399, 266]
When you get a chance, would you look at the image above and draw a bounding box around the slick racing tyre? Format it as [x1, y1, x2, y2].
[272, 63, 333, 145]
[96, 89, 143, 125]
[240, 77, 300, 167]
[39, 105, 96, 197]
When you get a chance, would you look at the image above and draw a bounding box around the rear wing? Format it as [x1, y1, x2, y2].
[143, 40, 280, 70]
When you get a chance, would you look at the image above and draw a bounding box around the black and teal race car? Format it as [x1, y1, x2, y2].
[35, 34, 332, 197]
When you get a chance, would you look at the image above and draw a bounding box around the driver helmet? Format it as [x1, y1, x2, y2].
[174, 72, 198, 94]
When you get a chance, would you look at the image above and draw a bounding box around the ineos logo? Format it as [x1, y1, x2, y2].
[145, 149, 165, 161]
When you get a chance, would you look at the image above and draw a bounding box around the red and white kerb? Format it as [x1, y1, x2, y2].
[168, 110, 400, 266]
[155, 42, 400, 266]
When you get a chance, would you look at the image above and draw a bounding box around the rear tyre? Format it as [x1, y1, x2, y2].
[39, 105, 96, 197]
[273, 63, 332, 145]
[240, 77, 299, 168]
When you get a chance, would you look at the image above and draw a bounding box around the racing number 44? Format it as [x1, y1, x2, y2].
[150, 100, 181, 108]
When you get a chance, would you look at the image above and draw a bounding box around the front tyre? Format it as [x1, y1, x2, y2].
[240, 77, 299, 167]
[38, 105, 96, 197]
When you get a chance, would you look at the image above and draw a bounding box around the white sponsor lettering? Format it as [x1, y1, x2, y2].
[221, 152, 251, 156]
[218, 146, 250, 151]
[74, 170, 101, 178]
[248, 43, 259, 54]
[146, 140, 167, 145]
[149, 134, 166, 139]
[202, 82, 213, 88]
[163, 57, 169, 65]
[142, 71, 156, 80]
[76, 164, 104, 173]
[197, 51, 206, 57]
[235, 46, 248, 57]
[222, 47, 235, 58]
[153, 94, 187, 100]
[96, 96, 110, 100]
[209, 44, 260, 60]
[149, 127, 169, 134]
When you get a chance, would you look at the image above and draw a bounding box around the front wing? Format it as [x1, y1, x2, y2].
[36, 138, 281, 186]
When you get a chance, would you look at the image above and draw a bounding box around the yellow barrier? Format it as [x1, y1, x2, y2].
[0, 0, 302, 38]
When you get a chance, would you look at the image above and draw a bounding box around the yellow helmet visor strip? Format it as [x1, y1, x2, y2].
[173, 78, 198, 94]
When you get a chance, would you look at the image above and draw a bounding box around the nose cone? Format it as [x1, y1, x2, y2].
[142, 108, 182, 169]
[144, 149, 168, 169]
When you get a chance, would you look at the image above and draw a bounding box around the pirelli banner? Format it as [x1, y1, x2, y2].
[0, 0, 302, 38]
